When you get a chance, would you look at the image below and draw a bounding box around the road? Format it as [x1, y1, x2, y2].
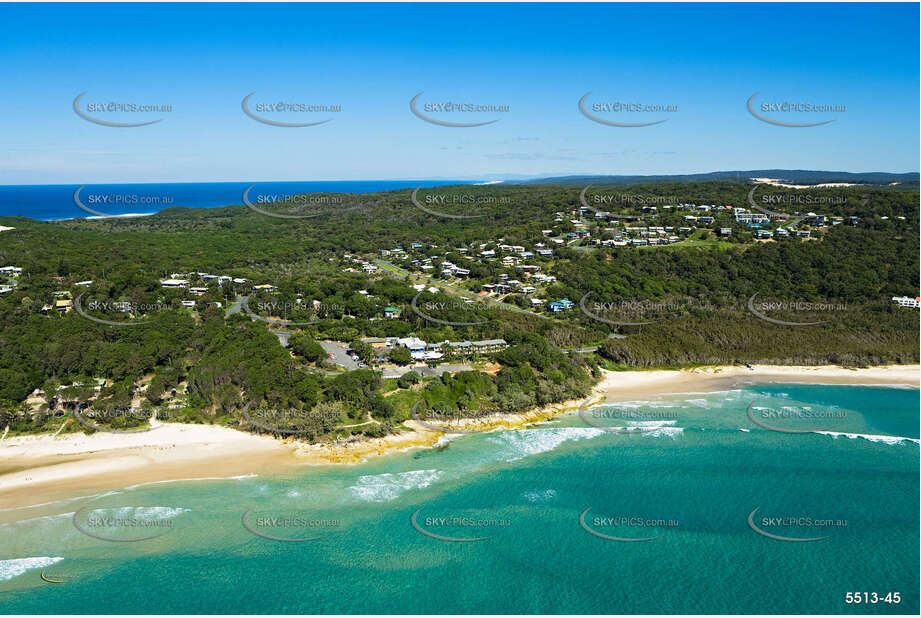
[226, 296, 244, 315]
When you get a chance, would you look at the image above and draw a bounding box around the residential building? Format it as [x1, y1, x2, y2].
[891, 296, 921, 309]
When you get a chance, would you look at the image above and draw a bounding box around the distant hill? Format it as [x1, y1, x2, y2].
[525, 170, 919, 188]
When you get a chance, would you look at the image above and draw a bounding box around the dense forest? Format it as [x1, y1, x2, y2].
[0, 181, 917, 438]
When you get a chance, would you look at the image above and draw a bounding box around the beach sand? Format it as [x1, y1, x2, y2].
[594, 364, 920, 400]
[2, 364, 917, 511]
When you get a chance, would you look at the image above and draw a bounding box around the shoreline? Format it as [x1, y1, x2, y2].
[1, 364, 917, 511]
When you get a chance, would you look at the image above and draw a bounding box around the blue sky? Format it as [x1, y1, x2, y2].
[0, 2, 917, 184]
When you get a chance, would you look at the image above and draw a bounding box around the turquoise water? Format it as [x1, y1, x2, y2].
[1, 384, 918, 614]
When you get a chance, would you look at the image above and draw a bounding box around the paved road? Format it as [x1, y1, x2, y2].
[375, 260, 549, 321]
[226, 296, 244, 315]
[319, 341, 360, 370]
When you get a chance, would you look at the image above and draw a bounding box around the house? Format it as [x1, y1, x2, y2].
[55, 299, 73, 312]
[480, 249, 496, 258]
[252, 284, 277, 292]
[536, 249, 553, 257]
[384, 306, 402, 319]
[808, 214, 827, 227]
[397, 337, 428, 359]
[181, 300, 196, 308]
[892, 296, 921, 309]
[529, 298, 545, 307]
[541, 230, 553, 236]
[775, 227, 790, 237]
[189, 287, 209, 296]
[735, 213, 770, 224]
[549, 298, 574, 312]
[472, 339, 507, 352]
[755, 229, 774, 239]
[719, 228, 732, 237]
[75, 280, 93, 287]
[795, 230, 811, 238]
[160, 278, 189, 288]
[0, 266, 23, 276]
[0, 285, 12, 294]
[698, 216, 714, 224]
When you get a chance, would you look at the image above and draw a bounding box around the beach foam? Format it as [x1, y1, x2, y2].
[813, 431, 919, 445]
[486, 427, 606, 462]
[349, 469, 443, 502]
[522, 489, 557, 503]
[0, 556, 63, 582]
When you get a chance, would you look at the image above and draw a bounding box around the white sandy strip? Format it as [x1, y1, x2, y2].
[750, 178, 858, 189]
[0, 421, 282, 459]
[596, 364, 919, 398]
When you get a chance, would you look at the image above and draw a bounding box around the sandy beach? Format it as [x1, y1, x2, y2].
[594, 364, 920, 400]
[2, 364, 917, 511]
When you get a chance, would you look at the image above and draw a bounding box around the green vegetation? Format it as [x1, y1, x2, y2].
[0, 180, 917, 439]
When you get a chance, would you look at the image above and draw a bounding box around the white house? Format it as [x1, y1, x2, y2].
[892, 296, 920, 309]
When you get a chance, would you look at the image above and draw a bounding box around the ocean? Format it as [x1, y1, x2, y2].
[0, 181, 475, 221]
[0, 383, 918, 614]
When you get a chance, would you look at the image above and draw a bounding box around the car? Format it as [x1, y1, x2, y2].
[328, 353, 336, 359]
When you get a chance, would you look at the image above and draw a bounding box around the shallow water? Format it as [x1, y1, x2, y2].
[1, 384, 917, 614]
